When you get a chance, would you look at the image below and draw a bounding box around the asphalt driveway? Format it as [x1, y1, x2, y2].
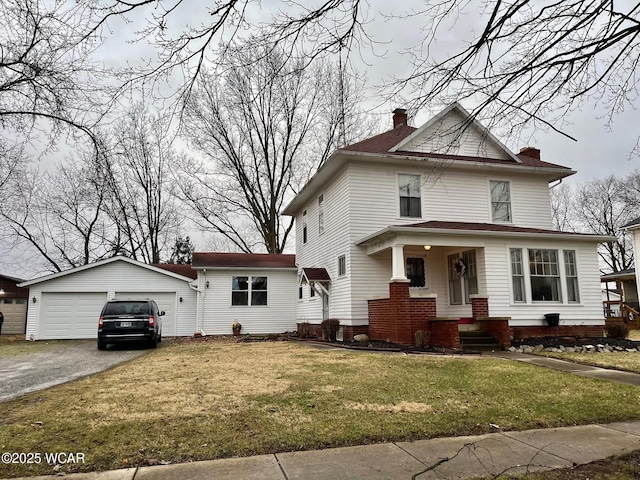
[0, 340, 150, 402]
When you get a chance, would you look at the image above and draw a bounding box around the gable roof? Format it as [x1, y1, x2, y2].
[389, 103, 523, 163]
[301, 267, 331, 282]
[0, 273, 25, 284]
[192, 252, 296, 269]
[152, 263, 197, 279]
[18, 256, 195, 287]
[283, 103, 575, 216]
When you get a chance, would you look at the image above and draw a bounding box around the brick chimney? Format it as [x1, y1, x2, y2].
[393, 108, 408, 128]
[519, 146, 540, 159]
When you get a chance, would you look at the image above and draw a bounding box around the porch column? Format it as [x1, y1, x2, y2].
[390, 244, 407, 282]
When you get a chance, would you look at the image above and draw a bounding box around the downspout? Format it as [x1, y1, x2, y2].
[188, 268, 206, 337]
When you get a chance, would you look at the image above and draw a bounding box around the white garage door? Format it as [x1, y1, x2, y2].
[115, 292, 177, 337]
[39, 292, 108, 339]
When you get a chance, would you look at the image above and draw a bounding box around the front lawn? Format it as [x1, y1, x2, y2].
[2, 339, 640, 478]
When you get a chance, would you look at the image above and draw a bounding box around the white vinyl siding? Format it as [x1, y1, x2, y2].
[200, 269, 296, 335]
[296, 167, 353, 324]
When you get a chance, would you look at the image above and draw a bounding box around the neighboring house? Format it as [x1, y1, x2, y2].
[283, 103, 613, 347]
[623, 217, 640, 309]
[0, 273, 29, 335]
[19, 257, 197, 340]
[191, 253, 297, 335]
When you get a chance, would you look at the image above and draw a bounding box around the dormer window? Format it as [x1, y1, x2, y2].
[399, 174, 421, 218]
[490, 180, 512, 222]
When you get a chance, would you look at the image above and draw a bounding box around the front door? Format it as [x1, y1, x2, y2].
[322, 287, 329, 320]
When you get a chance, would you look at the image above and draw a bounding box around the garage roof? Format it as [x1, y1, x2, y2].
[18, 256, 196, 287]
[192, 252, 296, 269]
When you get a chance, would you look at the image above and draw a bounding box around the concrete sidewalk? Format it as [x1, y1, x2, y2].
[5, 421, 640, 480]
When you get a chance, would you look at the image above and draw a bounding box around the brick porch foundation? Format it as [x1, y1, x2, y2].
[512, 325, 605, 340]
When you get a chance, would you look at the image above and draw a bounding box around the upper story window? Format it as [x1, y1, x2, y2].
[318, 194, 325, 234]
[338, 255, 346, 276]
[302, 210, 307, 244]
[232, 276, 268, 306]
[490, 180, 512, 222]
[398, 174, 421, 218]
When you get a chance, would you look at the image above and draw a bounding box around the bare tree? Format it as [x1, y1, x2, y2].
[390, 1, 640, 142]
[0, 145, 115, 273]
[1, 0, 108, 152]
[554, 175, 635, 273]
[176, 44, 376, 253]
[104, 104, 182, 263]
[550, 184, 576, 232]
[81, 0, 367, 108]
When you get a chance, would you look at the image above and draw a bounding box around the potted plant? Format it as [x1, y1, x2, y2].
[232, 321, 242, 336]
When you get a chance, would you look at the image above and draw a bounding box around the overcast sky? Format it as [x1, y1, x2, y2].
[3, 1, 638, 279]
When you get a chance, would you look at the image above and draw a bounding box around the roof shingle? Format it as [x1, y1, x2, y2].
[192, 252, 296, 269]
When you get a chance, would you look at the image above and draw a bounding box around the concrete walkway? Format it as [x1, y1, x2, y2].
[5, 421, 640, 480]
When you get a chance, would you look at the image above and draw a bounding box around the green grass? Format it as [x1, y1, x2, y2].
[2, 340, 640, 478]
[537, 350, 640, 374]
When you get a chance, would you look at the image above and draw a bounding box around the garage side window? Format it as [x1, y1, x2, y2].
[232, 276, 268, 306]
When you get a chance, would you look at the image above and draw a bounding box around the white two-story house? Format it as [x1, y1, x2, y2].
[283, 103, 612, 347]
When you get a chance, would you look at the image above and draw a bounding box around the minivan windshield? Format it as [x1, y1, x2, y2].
[103, 301, 150, 316]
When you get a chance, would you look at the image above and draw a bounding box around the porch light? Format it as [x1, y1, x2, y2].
[423, 245, 432, 251]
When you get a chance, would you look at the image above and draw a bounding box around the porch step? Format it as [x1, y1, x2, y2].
[459, 330, 502, 352]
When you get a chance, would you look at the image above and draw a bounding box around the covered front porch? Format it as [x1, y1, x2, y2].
[359, 237, 510, 349]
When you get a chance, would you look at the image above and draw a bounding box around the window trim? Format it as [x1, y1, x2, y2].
[564, 250, 580, 303]
[509, 248, 526, 303]
[338, 255, 346, 277]
[489, 180, 512, 223]
[231, 275, 269, 307]
[302, 210, 307, 244]
[398, 173, 422, 218]
[529, 249, 562, 303]
[447, 250, 478, 305]
[318, 194, 325, 235]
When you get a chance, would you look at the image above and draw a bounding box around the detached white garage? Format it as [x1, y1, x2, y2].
[19, 257, 198, 340]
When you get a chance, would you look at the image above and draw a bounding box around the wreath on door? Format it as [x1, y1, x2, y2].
[454, 258, 466, 277]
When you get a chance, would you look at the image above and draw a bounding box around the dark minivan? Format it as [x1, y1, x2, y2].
[98, 299, 164, 350]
